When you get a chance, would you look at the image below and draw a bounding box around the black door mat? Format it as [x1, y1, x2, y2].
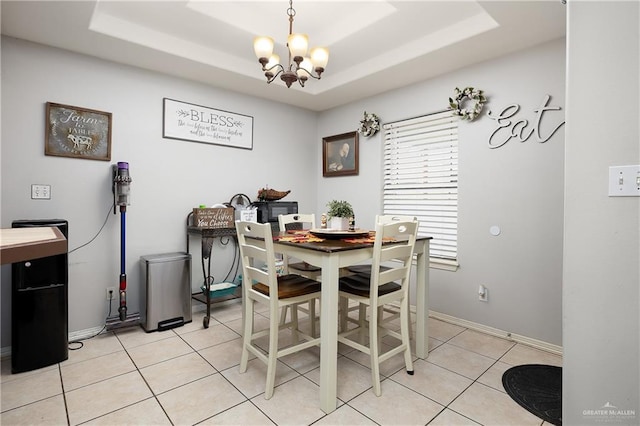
[502, 364, 562, 426]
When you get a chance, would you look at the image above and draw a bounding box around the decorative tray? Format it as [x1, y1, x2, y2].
[309, 229, 370, 239]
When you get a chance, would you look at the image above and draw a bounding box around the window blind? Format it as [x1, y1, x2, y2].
[382, 110, 458, 261]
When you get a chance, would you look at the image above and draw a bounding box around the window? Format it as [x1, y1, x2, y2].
[382, 110, 458, 269]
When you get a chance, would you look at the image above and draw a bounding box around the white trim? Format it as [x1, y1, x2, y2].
[429, 258, 459, 271]
[428, 310, 563, 356]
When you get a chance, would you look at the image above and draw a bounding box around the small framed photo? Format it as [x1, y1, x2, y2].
[322, 131, 359, 177]
[45, 102, 112, 161]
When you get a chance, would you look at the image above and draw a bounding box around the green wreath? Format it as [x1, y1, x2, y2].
[448, 87, 486, 121]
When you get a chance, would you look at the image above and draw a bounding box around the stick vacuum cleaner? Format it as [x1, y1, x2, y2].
[106, 162, 141, 331]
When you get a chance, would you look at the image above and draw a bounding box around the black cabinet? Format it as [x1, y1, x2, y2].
[11, 219, 68, 373]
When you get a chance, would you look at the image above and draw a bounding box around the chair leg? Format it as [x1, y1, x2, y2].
[339, 297, 348, 332]
[309, 299, 317, 337]
[369, 307, 382, 396]
[401, 299, 414, 375]
[265, 305, 280, 400]
[239, 297, 253, 374]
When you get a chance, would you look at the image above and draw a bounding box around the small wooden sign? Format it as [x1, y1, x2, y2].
[192, 207, 234, 229]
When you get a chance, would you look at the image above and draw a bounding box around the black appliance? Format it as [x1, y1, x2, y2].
[251, 201, 298, 232]
[11, 219, 68, 373]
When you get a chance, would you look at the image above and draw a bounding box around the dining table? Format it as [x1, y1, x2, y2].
[270, 229, 432, 414]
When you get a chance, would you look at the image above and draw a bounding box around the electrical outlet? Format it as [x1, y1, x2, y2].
[106, 287, 116, 300]
[478, 285, 488, 302]
[31, 184, 51, 199]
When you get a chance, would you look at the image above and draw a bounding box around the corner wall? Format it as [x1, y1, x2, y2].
[563, 2, 639, 423]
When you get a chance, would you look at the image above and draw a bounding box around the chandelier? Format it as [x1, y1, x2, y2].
[253, 0, 329, 88]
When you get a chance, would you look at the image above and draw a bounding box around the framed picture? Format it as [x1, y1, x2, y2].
[45, 102, 112, 161]
[322, 131, 359, 177]
[163, 98, 253, 150]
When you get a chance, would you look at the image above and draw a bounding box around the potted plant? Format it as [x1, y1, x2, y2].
[326, 200, 354, 230]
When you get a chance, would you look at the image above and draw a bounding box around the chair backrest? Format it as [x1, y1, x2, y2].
[370, 220, 419, 298]
[375, 214, 417, 225]
[278, 213, 316, 232]
[235, 221, 278, 297]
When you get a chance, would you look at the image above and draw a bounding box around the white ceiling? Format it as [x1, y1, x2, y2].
[1, 1, 566, 112]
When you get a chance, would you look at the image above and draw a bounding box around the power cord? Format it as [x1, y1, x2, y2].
[68, 289, 114, 350]
[68, 202, 114, 254]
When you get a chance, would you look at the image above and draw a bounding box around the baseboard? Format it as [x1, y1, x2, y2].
[428, 310, 563, 356]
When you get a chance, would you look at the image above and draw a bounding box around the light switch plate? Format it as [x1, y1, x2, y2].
[31, 184, 51, 199]
[608, 165, 640, 197]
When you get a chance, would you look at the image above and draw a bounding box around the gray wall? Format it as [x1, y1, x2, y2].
[1, 36, 566, 350]
[0, 36, 318, 344]
[563, 2, 639, 424]
[316, 39, 566, 347]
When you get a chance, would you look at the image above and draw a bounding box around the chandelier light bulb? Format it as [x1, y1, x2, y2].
[266, 54, 280, 70]
[298, 57, 314, 76]
[287, 33, 308, 59]
[310, 47, 329, 69]
[253, 36, 274, 59]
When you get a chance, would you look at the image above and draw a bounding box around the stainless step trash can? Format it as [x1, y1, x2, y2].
[140, 252, 192, 332]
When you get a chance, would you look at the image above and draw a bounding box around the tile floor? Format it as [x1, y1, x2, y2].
[1, 299, 562, 425]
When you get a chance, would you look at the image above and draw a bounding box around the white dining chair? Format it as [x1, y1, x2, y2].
[337, 219, 418, 396]
[340, 214, 418, 335]
[236, 220, 321, 399]
[277, 213, 321, 337]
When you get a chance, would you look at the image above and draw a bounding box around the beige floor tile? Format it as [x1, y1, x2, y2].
[428, 318, 466, 342]
[449, 382, 542, 426]
[114, 325, 177, 349]
[428, 408, 480, 425]
[199, 400, 276, 425]
[65, 370, 153, 425]
[427, 343, 495, 380]
[390, 359, 473, 406]
[84, 397, 171, 425]
[279, 345, 321, 374]
[251, 375, 326, 426]
[448, 329, 516, 359]
[198, 337, 255, 372]
[61, 350, 136, 391]
[477, 360, 512, 393]
[140, 351, 216, 394]
[349, 378, 444, 425]
[314, 403, 377, 425]
[221, 357, 299, 399]
[500, 343, 563, 367]
[179, 323, 240, 351]
[157, 374, 245, 425]
[0, 360, 58, 384]
[306, 356, 376, 402]
[0, 368, 62, 411]
[429, 337, 445, 352]
[126, 335, 194, 368]
[209, 299, 244, 324]
[225, 313, 270, 336]
[0, 394, 67, 425]
[65, 332, 125, 365]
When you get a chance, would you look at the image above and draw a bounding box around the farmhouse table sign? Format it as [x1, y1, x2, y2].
[163, 98, 253, 150]
[45, 102, 112, 161]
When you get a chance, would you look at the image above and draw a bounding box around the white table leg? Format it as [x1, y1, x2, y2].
[415, 239, 430, 359]
[319, 254, 339, 413]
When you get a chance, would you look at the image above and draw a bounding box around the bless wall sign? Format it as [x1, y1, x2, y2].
[163, 98, 253, 150]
